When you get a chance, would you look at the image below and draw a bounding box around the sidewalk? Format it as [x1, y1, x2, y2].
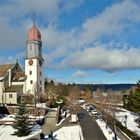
[42, 109, 58, 135]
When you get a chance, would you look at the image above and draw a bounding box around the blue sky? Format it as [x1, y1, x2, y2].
[0, 0, 140, 84]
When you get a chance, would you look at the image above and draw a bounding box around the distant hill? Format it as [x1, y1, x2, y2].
[79, 84, 136, 92]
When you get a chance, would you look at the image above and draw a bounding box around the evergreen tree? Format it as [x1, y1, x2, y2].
[13, 103, 31, 137]
[126, 81, 140, 112]
[127, 91, 140, 112]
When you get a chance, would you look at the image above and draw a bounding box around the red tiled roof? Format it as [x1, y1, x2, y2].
[0, 64, 14, 77]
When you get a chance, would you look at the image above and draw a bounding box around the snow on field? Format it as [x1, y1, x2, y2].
[45, 125, 84, 140]
[0, 124, 42, 140]
[96, 119, 120, 140]
[115, 108, 140, 137]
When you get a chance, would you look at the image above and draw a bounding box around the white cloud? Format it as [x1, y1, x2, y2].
[0, 0, 83, 50]
[59, 45, 140, 71]
[72, 70, 87, 78]
[41, 0, 140, 72]
[0, 52, 25, 65]
[78, 0, 140, 46]
[1, 0, 140, 73]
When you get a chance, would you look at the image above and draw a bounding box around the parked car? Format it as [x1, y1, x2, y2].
[89, 107, 95, 112]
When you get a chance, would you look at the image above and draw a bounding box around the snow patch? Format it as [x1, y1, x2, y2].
[45, 125, 84, 140]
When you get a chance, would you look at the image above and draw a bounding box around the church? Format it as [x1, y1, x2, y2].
[0, 23, 45, 104]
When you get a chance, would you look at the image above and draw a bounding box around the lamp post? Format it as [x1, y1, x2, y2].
[124, 115, 127, 127]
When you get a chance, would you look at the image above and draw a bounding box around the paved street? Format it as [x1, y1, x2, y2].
[78, 108, 107, 140]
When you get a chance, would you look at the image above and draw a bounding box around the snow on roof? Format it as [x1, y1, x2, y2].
[0, 115, 15, 121]
[0, 77, 4, 80]
[45, 125, 84, 140]
[36, 103, 50, 109]
[12, 71, 26, 81]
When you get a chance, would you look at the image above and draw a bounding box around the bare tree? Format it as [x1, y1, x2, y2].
[107, 91, 123, 140]
[67, 85, 81, 111]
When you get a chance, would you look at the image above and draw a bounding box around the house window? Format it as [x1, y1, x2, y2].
[29, 71, 32, 75]
[30, 80, 33, 84]
[40, 71, 42, 76]
[9, 94, 13, 98]
[40, 81, 42, 85]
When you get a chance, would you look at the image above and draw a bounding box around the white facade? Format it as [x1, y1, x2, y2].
[12, 81, 26, 94]
[4, 92, 17, 104]
[25, 58, 44, 95]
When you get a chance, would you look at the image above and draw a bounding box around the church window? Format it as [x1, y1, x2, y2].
[40, 81, 42, 85]
[9, 94, 13, 98]
[29, 71, 32, 75]
[30, 80, 33, 84]
[40, 71, 42, 76]
[30, 45, 32, 50]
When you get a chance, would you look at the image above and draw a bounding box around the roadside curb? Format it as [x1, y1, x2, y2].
[117, 127, 132, 140]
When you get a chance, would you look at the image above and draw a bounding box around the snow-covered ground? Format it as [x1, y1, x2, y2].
[115, 108, 140, 137]
[0, 124, 42, 140]
[45, 125, 84, 140]
[0, 114, 44, 140]
[96, 119, 120, 140]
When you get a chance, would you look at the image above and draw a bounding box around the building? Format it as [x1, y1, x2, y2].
[0, 23, 44, 104]
[0, 63, 26, 104]
[25, 23, 44, 96]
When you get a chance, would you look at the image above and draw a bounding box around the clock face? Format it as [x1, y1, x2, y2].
[28, 59, 33, 65]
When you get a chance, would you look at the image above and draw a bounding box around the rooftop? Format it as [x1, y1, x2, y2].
[4, 85, 23, 92]
[0, 64, 14, 78]
[12, 71, 26, 81]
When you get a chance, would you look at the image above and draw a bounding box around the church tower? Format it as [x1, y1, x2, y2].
[25, 23, 44, 96]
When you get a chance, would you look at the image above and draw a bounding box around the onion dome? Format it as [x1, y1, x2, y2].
[28, 24, 41, 41]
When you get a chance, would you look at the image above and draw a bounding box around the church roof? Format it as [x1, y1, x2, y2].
[0, 64, 14, 78]
[12, 71, 26, 81]
[28, 24, 41, 41]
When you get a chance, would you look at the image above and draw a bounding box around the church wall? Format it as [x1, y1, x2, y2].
[12, 81, 26, 94]
[37, 64, 44, 94]
[4, 92, 17, 104]
[4, 74, 9, 89]
[25, 59, 38, 95]
[0, 82, 4, 103]
[27, 41, 41, 59]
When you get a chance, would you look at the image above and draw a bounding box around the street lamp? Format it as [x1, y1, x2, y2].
[124, 115, 127, 127]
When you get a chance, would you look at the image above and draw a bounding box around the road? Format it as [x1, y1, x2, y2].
[78, 108, 107, 140]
